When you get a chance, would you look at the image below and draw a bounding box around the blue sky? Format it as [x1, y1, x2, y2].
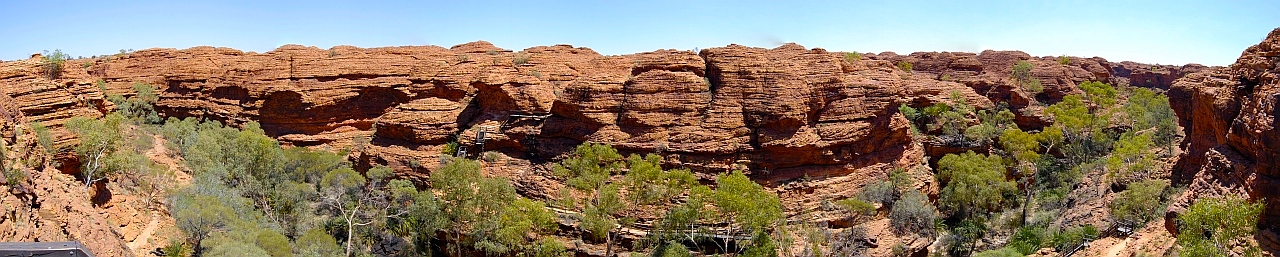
[2, 1, 1276, 66]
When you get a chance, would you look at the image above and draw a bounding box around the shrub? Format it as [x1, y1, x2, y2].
[1177, 196, 1263, 256]
[1058, 55, 1071, 65]
[42, 49, 69, 79]
[857, 179, 898, 207]
[655, 241, 692, 257]
[442, 141, 458, 156]
[1007, 226, 1048, 254]
[161, 240, 194, 257]
[844, 52, 862, 62]
[974, 247, 1022, 257]
[896, 61, 913, 73]
[1049, 225, 1099, 251]
[1109, 179, 1168, 227]
[890, 189, 936, 235]
[1025, 78, 1044, 94]
[830, 225, 871, 256]
[31, 122, 54, 155]
[513, 53, 531, 65]
[109, 83, 161, 124]
[533, 238, 570, 257]
[295, 228, 342, 256]
[253, 230, 291, 257]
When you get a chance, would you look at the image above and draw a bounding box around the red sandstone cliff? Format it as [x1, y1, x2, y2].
[1166, 28, 1280, 247]
[1, 40, 1219, 255]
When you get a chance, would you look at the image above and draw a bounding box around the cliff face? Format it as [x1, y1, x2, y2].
[1167, 28, 1280, 236]
[2, 40, 1224, 256]
[1, 42, 1200, 180]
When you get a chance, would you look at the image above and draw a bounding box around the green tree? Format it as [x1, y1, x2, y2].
[936, 151, 1015, 219]
[552, 142, 623, 191]
[705, 170, 783, 254]
[624, 154, 696, 206]
[1078, 81, 1118, 107]
[1177, 196, 1264, 257]
[1011, 60, 1043, 94]
[1123, 88, 1178, 151]
[172, 194, 237, 254]
[1109, 179, 1168, 227]
[553, 143, 628, 244]
[66, 113, 132, 189]
[1106, 133, 1156, 181]
[433, 158, 556, 255]
[30, 122, 55, 156]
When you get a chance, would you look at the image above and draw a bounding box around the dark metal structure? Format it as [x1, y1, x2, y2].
[0, 241, 95, 257]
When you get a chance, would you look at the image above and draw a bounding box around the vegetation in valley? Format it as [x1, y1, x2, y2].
[29, 72, 1234, 256]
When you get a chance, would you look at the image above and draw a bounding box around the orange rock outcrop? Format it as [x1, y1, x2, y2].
[1166, 28, 1280, 239]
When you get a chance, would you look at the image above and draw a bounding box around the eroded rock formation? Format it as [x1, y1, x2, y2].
[1166, 28, 1280, 242]
[2, 40, 1216, 255]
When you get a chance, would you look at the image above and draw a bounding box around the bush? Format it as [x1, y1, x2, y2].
[1177, 196, 1263, 257]
[655, 241, 692, 257]
[897, 61, 913, 73]
[1109, 179, 1168, 227]
[513, 53, 531, 65]
[108, 83, 162, 124]
[42, 49, 69, 79]
[442, 141, 458, 156]
[253, 230, 291, 257]
[1024, 78, 1044, 95]
[844, 52, 862, 62]
[533, 238, 570, 257]
[1058, 55, 1071, 65]
[974, 247, 1022, 257]
[295, 228, 342, 256]
[889, 189, 937, 235]
[31, 122, 54, 155]
[857, 179, 897, 207]
[1049, 225, 1099, 251]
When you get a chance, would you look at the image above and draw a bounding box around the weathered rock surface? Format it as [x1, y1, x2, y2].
[1166, 28, 1280, 234]
[3, 43, 1197, 178]
[2, 40, 1208, 255]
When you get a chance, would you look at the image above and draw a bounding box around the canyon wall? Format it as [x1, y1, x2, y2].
[1167, 28, 1280, 240]
[1, 42, 1199, 182]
